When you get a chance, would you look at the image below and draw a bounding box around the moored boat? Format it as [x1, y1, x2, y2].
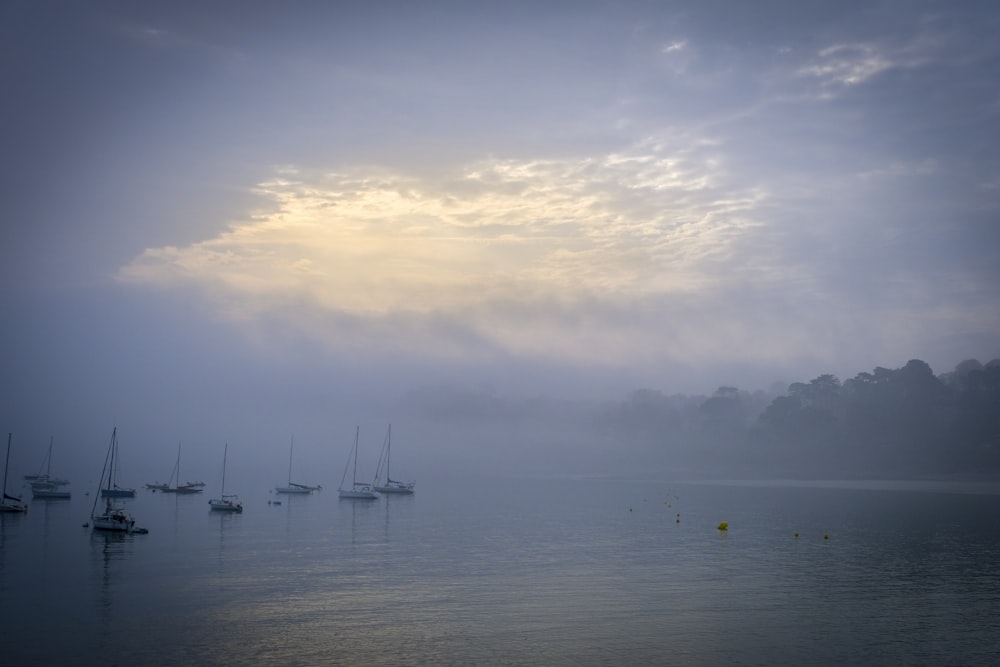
[90, 427, 141, 533]
[209, 443, 243, 513]
[372, 424, 415, 495]
[339, 427, 378, 500]
[1, 433, 28, 513]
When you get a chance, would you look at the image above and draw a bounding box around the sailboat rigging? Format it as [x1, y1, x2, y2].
[100, 428, 135, 498]
[275, 436, 320, 494]
[372, 424, 414, 495]
[148, 442, 202, 493]
[90, 427, 142, 533]
[338, 426, 378, 500]
[29, 436, 71, 499]
[1, 433, 28, 513]
[209, 443, 243, 512]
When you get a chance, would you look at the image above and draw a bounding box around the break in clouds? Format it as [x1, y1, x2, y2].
[116, 143, 962, 376]
[118, 145, 774, 364]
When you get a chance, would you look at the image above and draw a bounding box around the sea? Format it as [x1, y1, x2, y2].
[2, 474, 999, 666]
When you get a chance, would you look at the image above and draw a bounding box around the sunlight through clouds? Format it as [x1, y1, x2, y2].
[119, 146, 768, 362]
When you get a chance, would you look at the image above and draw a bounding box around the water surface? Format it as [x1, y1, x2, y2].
[2, 476, 999, 665]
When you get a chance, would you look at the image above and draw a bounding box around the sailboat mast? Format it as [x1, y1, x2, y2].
[108, 427, 116, 493]
[353, 427, 359, 485]
[386, 424, 391, 479]
[3, 433, 10, 498]
[288, 435, 294, 484]
[221, 443, 228, 495]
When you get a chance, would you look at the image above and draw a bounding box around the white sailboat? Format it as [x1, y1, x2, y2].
[338, 426, 378, 500]
[1, 433, 28, 513]
[90, 427, 139, 533]
[29, 436, 71, 499]
[150, 442, 203, 494]
[209, 443, 243, 513]
[275, 436, 321, 494]
[372, 424, 415, 495]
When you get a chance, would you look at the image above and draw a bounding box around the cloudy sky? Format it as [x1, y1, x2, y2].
[2, 1, 998, 460]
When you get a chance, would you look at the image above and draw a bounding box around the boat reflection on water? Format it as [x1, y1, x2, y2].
[90, 529, 134, 655]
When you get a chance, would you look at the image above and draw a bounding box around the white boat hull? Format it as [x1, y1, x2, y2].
[275, 486, 314, 494]
[339, 490, 378, 499]
[92, 508, 135, 532]
[209, 498, 243, 512]
[339, 485, 378, 500]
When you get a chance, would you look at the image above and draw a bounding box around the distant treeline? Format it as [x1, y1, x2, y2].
[603, 358, 1000, 478]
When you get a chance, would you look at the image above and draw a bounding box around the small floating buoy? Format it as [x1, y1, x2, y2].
[629, 507, 633, 512]
[82, 522, 89, 528]
[717, 521, 728, 531]
[823, 533, 829, 540]
[794, 532, 799, 538]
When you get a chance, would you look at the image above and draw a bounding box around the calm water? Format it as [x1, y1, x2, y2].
[2, 475, 999, 666]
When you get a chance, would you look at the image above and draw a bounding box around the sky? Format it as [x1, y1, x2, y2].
[1, 1, 999, 477]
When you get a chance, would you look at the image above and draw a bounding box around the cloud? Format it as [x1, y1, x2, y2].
[118, 144, 778, 366]
[799, 44, 894, 86]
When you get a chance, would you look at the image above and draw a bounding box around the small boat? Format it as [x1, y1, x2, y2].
[372, 424, 415, 495]
[338, 426, 378, 500]
[29, 436, 72, 499]
[1, 433, 28, 513]
[25, 437, 70, 486]
[150, 442, 204, 494]
[98, 428, 136, 498]
[275, 436, 321, 494]
[91, 427, 139, 532]
[208, 443, 243, 513]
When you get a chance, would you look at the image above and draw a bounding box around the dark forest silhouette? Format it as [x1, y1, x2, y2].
[603, 358, 1000, 478]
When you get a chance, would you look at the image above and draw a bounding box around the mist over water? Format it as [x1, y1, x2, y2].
[3, 1, 1000, 664]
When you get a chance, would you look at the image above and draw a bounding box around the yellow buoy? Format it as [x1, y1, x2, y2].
[717, 521, 728, 531]
[823, 533, 829, 540]
[794, 532, 799, 538]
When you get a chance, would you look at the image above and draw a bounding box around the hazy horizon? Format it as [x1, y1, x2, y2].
[2, 2, 998, 481]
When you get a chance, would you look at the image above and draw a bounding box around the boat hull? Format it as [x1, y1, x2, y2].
[1, 501, 28, 513]
[275, 486, 314, 494]
[209, 497, 243, 512]
[32, 488, 71, 499]
[374, 486, 413, 495]
[92, 511, 135, 532]
[101, 488, 136, 498]
[339, 489, 378, 500]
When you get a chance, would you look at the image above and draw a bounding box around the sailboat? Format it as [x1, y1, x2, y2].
[29, 436, 72, 499]
[149, 442, 203, 494]
[90, 427, 139, 532]
[372, 424, 415, 495]
[209, 443, 243, 512]
[275, 436, 321, 494]
[99, 428, 135, 498]
[338, 426, 378, 500]
[24, 436, 70, 487]
[1, 433, 28, 513]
